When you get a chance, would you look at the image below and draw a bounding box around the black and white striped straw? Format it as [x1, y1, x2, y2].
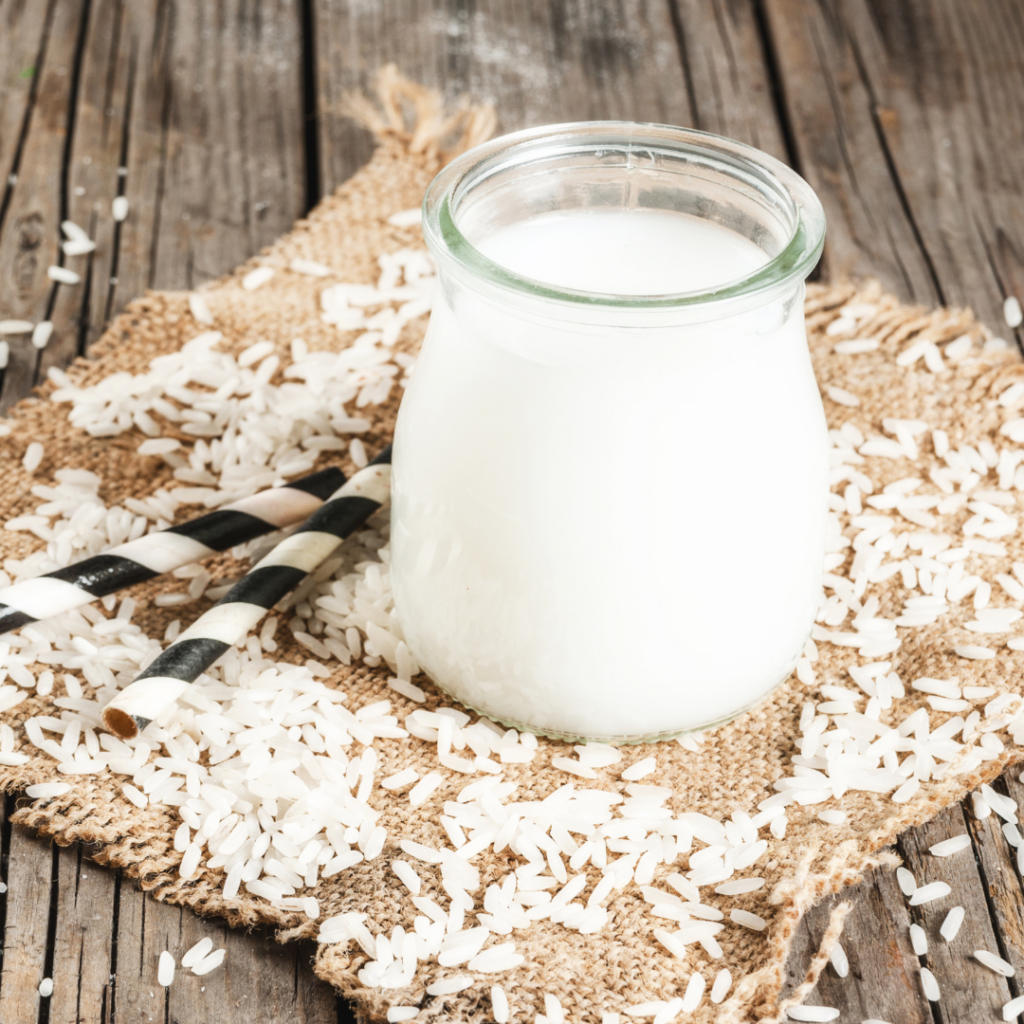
[101, 446, 393, 739]
[0, 468, 348, 635]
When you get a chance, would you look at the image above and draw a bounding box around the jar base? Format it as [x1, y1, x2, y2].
[419, 666, 796, 746]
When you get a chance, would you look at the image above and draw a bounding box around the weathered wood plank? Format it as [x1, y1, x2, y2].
[107, 877, 183, 1022]
[108, 878, 338, 1024]
[669, 0, 789, 162]
[898, 802, 1014, 1021]
[785, 786, 1024, 1021]
[84, 0, 173, 378]
[982, 773, 1024, 1003]
[0, 825, 55, 1022]
[0, 797, 11, 992]
[833, 0, 1024, 332]
[0, 0, 308, 409]
[785, 866, 930, 1024]
[168, 903, 337, 1024]
[311, 0, 697, 195]
[42, 0, 153, 373]
[0, 0, 90, 411]
[88, 0, 307, 355]
[122, 0, 307, 298]
[788, 790, 1024, 1021]
[761, 0, 943, 305]
[6, 842, 344, 1024]
[0, 0, 52, 201]
[49, 844, 116, 1024]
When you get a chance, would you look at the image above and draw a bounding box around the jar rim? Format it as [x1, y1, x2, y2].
[421, 121, 825, 310]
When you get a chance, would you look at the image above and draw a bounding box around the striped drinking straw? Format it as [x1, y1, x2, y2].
[0, 468, 347, 634]
[101, 446, 393, 739]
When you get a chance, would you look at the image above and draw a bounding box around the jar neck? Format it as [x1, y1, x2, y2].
[422, 121, 825, 328]
[434, 270, 807, 350]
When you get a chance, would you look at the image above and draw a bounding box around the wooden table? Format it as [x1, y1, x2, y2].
[1, 2, 1023, 1021]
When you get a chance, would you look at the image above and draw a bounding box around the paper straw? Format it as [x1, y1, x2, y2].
[102, 446, 392, 739]
[0, 467, 346, 634]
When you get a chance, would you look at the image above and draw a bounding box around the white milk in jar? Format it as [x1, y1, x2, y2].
[391, 123, 828, 742]
[476, 208, 769, 295]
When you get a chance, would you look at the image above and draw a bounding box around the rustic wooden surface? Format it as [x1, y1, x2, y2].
[1, 1, 1023, 1021]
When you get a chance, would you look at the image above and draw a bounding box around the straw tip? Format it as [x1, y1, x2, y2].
[102, 706, 143, 740]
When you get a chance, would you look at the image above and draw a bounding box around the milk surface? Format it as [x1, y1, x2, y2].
[392, 207, 829, 741]
[477, 208, 768, 295]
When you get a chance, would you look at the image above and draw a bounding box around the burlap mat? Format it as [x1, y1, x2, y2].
[0, 71, 1020, 1023]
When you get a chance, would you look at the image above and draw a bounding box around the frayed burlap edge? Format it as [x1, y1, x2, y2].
[340, 63, 498, 167]
[0, 69, 1020, 1024]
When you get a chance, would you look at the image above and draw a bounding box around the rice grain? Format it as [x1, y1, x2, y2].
[1003, 994, 1024, 1021]
[909, 882, 951, 906]
[940, 906, 964, 942]
[920, 967, 940, 1001]
[975, 949, 1015, 977]
[929, 835, 971, 857]
[710, 967, 731, 1004]
[158, 950, 175, 986]
[785, 1007, 840, 1022]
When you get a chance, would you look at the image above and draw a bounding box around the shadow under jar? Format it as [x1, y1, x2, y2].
[391, 122, 828, 743]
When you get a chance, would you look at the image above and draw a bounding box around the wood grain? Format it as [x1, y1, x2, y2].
[980, 773, 1024, 1004]
[785, 869, 931, 1024]
[0, 0, 52, 210]
[834, 0, 1024, 333]
[168, 905, 337, 1024]
[100, 0, 308, 350]
[109, 882, 338, 1024]
[0, 0, 90, 411]
[311, 0, 698, 194]
[0, 0, 309, 411]
[43, 0, 155, 374]
[761, 0, 944, 304]
[897, 803, 1015, 1021]
[0, 821, 56, 1022]
[669, 0, 789, 162]
[48, 844, 117, 1024]
[132, 0, 307, 294]
[109, 876, 186, 1021]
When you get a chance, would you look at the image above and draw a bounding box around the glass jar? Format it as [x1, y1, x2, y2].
[391, 122, 828, 743]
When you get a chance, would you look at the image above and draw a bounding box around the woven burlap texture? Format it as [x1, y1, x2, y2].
[0, 72, 1020, 1024]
